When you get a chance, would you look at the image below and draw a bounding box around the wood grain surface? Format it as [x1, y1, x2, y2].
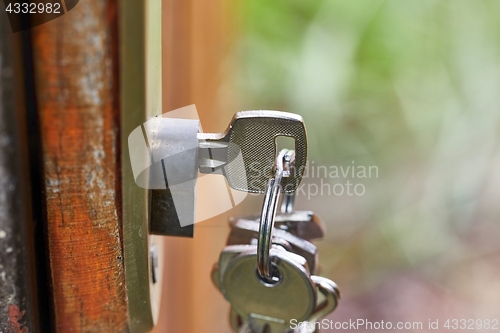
[31, 1, 128, 331]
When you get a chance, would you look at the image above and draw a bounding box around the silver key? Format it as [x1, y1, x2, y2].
[278, 192, 325, 241]
[227, 219, 319, 274]
[198, 111, 307, 193]
[214, 245, 339, 333]
[225, 265, 340, 333]
[231, 190, 325, 242]
[230, 211, 325, 241]
[211, 244, 256, 291]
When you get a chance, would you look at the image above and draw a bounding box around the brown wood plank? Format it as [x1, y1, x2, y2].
[30, 1, 128, 331]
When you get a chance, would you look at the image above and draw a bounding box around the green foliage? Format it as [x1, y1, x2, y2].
[231, 0, 500, 292]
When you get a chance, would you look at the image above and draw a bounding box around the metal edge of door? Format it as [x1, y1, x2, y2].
[119, 0, 163, 331]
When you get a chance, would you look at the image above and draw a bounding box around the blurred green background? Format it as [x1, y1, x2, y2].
[226, 0, 500, 329]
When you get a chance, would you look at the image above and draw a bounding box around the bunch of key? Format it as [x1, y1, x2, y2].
[210, 112, 340, 333]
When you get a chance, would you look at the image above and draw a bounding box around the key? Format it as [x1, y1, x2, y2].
[198, 111, 307, 193]
[275, 211, 325, 241]
[229, 191, 325, 242]
[230, 211, 325, 242]
[144, 111, 306, 233]
[228, 279, 339, 333]
[211, 244, 256, 291]
[279, 192, 325, 241]
[216, 245, 313, 332]
[211, 244, 313, 307]
[213, 245, 339, 333]
[226, 219, 319, 274]
[212, 150, 340, 332]
[277, 193, 325, 241]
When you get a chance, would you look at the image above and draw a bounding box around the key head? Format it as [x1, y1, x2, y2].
[227, 111, 307, 193]
[221, 246, 317, 329]
[214, 245, 341, 332]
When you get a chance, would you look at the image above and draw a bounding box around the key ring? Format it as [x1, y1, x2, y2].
[257, 149, 296, 282]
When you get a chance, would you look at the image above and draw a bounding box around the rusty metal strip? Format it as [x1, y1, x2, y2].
[120, 0, 164, 330]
